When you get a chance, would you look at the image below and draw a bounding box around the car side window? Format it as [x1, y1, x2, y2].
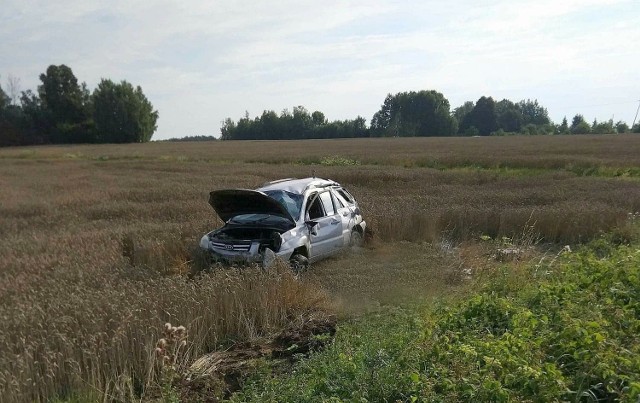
[336, 188, 354, 204]
[332, 190, 345, 208]
[307, 193, 325, 220]
[319, 192, 335, 216]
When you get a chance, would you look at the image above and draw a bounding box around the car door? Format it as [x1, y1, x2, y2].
[331, 189, 352, 247]
[307, 191, 343, 261]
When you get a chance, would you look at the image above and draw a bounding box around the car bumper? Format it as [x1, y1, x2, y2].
[200, 237, 293, 266]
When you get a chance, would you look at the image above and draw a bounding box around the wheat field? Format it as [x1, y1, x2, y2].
[1, 135, 640, 401]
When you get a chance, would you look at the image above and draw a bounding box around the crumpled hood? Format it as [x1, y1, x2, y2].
[209, 189, 295, 223]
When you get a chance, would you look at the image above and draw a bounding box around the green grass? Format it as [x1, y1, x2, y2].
[235, 235, 640, 402]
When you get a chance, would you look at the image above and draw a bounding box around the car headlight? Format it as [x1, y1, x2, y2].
[271, 232, 282, 251]
[199, 234, 210, 249]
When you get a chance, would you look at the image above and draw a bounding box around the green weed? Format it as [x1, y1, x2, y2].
[236, 237, 640, 402]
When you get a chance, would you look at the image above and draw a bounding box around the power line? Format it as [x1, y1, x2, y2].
[557, 100, 638, 110]
[633, 100, 640, 128]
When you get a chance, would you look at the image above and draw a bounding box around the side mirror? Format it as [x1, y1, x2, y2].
[306, 220, 318, 236]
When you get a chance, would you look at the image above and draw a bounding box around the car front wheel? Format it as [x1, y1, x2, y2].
[289, 253, 309, 274]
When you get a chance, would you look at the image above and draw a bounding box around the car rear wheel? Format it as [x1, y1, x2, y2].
[289, 253, 309, 274]
[349, 229, 364, 248]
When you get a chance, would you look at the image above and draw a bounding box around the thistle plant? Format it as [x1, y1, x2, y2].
[155, 322, 188, 396]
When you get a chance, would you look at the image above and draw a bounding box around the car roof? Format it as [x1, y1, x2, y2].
[257, 177, 338, 194]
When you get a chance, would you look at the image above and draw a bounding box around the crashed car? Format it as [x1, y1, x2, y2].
[200, 177, 366, 270]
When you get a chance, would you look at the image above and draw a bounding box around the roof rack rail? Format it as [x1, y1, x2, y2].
[261, 178, 297, 187]
[303, 178, 337, 192]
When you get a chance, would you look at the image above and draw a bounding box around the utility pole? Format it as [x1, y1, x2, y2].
[633, 100, 640, 129]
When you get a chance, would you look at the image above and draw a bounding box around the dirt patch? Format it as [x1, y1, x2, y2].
[272, 316, 337, 358]
[180, 316, 337, 401]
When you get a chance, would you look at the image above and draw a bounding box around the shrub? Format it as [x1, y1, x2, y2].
[236, 238, 640, 401]
[319, 155, 360, 166]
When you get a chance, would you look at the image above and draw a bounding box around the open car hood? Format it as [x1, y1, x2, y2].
[209, 189, 295, 223]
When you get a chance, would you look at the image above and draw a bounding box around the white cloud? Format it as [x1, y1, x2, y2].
[1, 0, 638, 138]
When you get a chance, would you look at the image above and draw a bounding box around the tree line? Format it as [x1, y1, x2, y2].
[0, 65, 158, 147]
[3, 71, 638, 145]
[221, 107, 368, 140]
[221, 91, 640, 140]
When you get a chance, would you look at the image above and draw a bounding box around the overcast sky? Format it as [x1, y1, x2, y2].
[1, 0, 639, 139]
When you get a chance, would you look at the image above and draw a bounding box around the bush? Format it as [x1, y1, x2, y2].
[319, 155, 360, 166]
[464, 126, 480, 136]
[236, 237, 640, 401]
[571, 121, 592, 134]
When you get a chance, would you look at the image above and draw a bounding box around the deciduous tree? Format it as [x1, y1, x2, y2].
[495, 99, 523, 133]
[6, 74, 21, 105]
[0, 78, 9, 111]
[615, 121, 629, 133]
[592, 119, 614, 134]
[453, 101, 474, 132]
[570, 114, 591, 134]
[517, 99, 550, 125]
[461, 96, 498, 136]
[370, 94, 394, 135]
[92, 79, 158, 143]
[38, 65, 88, 126]
[370, 90, 457, 137]
[311, 111, 326, 126]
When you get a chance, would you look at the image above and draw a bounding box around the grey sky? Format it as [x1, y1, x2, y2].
[2, 0, 639, 139]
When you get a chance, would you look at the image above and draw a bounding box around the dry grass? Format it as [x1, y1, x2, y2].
[0, 260, 327, 402]
[0, 161, 331, 401]
[1, 135, 640, 401]
[3, 135, 640, 171]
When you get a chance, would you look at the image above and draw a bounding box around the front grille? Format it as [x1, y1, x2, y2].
[211, 241, 252, 252]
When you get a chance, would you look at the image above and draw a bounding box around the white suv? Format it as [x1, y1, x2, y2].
[200, 177, 366, 271]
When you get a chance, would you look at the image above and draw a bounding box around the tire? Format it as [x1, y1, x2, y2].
[349, 229, 364, 248]
[289, 253, 309, 274]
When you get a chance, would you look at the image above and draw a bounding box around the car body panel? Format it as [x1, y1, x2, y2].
[209, 189, 294, 223]
[308, 214, 343, 260]
[334, 194, 353, 247]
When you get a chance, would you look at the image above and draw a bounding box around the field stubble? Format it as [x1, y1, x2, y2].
[1, 136, 640, 401]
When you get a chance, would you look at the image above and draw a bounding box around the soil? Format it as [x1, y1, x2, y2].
[179, 316, 337, 401]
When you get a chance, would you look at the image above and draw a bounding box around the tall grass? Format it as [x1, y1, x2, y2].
[1, 136, 640, 401]
[0, 258, 327, 402]
[3, 135, 640, 173]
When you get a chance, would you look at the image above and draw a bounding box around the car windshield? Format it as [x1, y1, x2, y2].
[263, 190, 303, 220]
